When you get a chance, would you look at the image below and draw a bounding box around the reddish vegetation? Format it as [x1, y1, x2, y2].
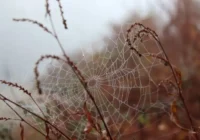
[108, 0, 200, 139]
[0, 0, 200, 140]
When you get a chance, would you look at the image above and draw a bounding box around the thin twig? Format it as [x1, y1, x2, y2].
[47, 15, 113, 140]
[56, 0, 68, 29]
[13, 18, 53, 35]
[0, 95, 47, 138]
[128, 23, 199, 140]
[0, 80, 52, 138]
[34, 55, 64, 95]
[155, 37, 199, 140]
[0, 93, 71, 140]
[45, 0, 51, 17]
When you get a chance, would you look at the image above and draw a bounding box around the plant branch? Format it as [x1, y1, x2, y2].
[128, 23, 199, 140]
[0, 95, 47, 138]
[0, 80, 52, 139]
[47, 15, 113, 140]
[0, 94, 71, 140]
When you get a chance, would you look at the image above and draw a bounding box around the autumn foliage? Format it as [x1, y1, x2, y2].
[0, 0, 200, 140]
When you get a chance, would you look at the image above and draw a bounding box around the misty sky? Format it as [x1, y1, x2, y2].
[0, 0, 170, 85]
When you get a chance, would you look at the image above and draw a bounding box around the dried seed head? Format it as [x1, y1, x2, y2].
[34, 55, 62, 94]
[13, 18, 53, 35]
[45, 0, 51, 16]
[56, 0, 68, 29]
[0, 80, 31, 96]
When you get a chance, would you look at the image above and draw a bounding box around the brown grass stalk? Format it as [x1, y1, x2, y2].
[34, 55, 64, 95]
[46, 15, 113, 139]
[45, 0, 51, 16]
[13, 18, 53, 35]
[0, 95, 47, 138]
[127, 23, 199, 140]
[0, 80, 46, 117]
[0, 80, 56, 139]
[0, 93, 71, 140]
[56, 0, 68, 29]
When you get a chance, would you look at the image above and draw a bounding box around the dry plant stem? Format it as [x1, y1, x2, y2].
[35, 54, 112, 139]
[0, 80, 52, 138]
[48, 16, 113, 140]
[155, 39, 199, 140]
[13, 18, 53, 35]
[0, 117, 21, 121]
[34, 55, 65, 95]
[138, 26, 199, 139]
[128, 23, 198, 140]
[0, 96, 47, 138]
[45, 0, 51, 16]
[0, 94, 71, 140]
[56, 0, 67, 29]
[0, 80, 46, 117]
[34, 54, 89, 139]
[13, 6, 111, 140]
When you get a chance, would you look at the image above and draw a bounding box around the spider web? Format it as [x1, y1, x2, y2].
[23, 23, 178, 139]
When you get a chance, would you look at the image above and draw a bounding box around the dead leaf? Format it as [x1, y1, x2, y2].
[83, 102, 94, 134]
[20, 122, 24, 140]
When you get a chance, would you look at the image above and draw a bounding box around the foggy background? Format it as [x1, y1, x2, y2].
[1, 1, 200, 140]
[0, 0, 170, 84]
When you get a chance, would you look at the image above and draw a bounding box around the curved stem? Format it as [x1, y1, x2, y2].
[155, 37, 199, 140]
[48, 16, 113, 140]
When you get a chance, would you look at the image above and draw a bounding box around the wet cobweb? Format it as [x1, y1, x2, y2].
[24, 23, 179, 139]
